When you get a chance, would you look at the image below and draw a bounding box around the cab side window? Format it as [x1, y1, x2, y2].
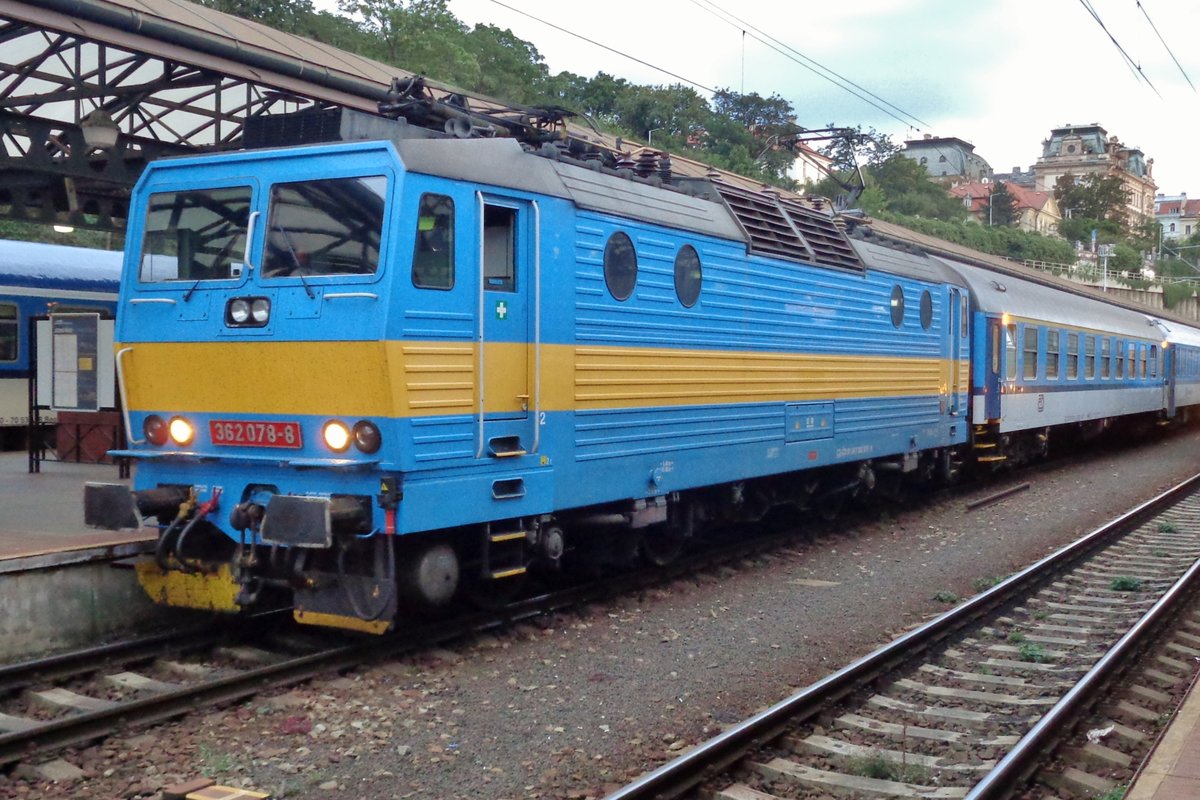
[412, 194, 455, 290]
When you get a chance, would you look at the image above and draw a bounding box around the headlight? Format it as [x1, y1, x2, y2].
[229, 298, 251, 324]
[226, 296, 270, 327]
[251, 298, 271, 324]
[322, 420, 351, 452]
[353, 420, 382, 454]
[143, 415, 167, 446]
[168, 416, 195, 446]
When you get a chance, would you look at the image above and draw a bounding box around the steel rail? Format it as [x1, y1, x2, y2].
[603, 471, 1200, 800]
[966, 539, 1200, 798]
[0, 624, 221, 696]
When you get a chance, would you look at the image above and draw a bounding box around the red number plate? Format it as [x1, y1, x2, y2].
[209, 420, 303, 449]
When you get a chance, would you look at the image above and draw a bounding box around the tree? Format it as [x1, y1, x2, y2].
[465, 25, 550, 105]
[820, 125, 900, 173]
[987, 182, 1018, 227]
[337, 0, 478, 88]
[615, 84, 711, 144]
[865, 155, 967, 221]
[1053, 172, 1131, 234]
[711, 89, 796, 133]
[199, 0, 314, 33]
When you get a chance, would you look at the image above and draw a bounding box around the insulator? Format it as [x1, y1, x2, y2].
[634, 151, 658, 177]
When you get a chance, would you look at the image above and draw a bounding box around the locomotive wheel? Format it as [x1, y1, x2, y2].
[640, 524, 685, 567]
[815, 491, 846, 521]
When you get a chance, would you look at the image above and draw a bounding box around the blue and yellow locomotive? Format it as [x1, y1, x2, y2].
[84, 126, 974, 632]
[85, 116, 1200, 632]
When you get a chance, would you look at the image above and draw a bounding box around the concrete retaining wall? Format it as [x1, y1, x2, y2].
[0, 552, 173, 660]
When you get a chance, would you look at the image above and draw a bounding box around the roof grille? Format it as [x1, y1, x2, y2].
[710, 181, 863, 271]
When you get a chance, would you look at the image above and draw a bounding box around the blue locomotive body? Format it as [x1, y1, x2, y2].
[84, 135, 1199, 632]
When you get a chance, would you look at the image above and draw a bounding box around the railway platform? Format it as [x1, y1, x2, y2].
[0, 450, 151, 564]
[0, 450, 163, 658]
[1126, 674, 1200, 800]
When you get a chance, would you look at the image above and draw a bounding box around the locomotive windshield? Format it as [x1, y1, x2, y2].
[139, 186, 251, 282]
[261, 176, 386, 277]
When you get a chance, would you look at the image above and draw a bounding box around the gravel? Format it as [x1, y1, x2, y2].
[5, 427, 1199, 800]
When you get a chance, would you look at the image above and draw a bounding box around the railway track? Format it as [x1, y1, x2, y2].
[0, 507, 832, 770]
[2, 449, 1191, 782]
[606, 472, 1200, 800]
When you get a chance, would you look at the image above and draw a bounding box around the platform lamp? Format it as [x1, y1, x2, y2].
[80, 107, 120, 150]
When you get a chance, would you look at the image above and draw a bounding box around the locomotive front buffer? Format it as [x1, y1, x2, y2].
[84, 477, 437, 635]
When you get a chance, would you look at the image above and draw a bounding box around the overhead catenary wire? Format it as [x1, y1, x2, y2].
[486, 0, 717, 94]
[485, 0, 926, 136]
[689, 0, 931, 131]
[1135, 0, 1195, 92]
[1078, 0, 1163, 98]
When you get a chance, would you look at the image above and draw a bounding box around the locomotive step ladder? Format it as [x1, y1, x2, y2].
[971, 424, 1008, 464]
[488, 435, 527, 458]
[483, 520, 528, 580]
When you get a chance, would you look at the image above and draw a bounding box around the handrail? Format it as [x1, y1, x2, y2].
[532, 199, 542, 454]
[129, 298, 176, 305]
[114, 347, 140, 444]
[475, 191, 486, 459]
[242, 210, 260, 272]
[323, 292, 378, 300]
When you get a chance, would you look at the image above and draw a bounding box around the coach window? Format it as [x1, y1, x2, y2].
[412, 194, 454, 289]
[262, 176, 386, 278]
[604, 232, 637, 301]
[1004, 324, 1017, 380]
[1128, 342, 1136, 380]
[890, 285, 905, 328]
[1022, 326, 1038, 380]
[1138, 343, 1147, 378]
[1066, 332, 1079, 379]
[1084, 335, 1096, 379]
[919, 290, 933, 329]
[1100, 337, 1112, 378]
[0, 303, 16, 362]
[1046, 330, 1060, 380]
[1150, 345, 1159, 378]
[1115, 339, 1125, 379]
[483, 205, 517, 291]
[674, 245, 702, 307]
[140, 186, 252, 281]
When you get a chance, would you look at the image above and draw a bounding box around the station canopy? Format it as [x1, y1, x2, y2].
[0, 0, 593, 231]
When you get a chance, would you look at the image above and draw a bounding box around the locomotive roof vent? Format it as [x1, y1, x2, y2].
[709, 180, 864, 272]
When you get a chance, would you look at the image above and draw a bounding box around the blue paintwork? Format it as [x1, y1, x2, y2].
[114, 139, 971, 545]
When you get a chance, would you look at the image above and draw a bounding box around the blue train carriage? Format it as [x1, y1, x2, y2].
[0, 240, 121, 446]
[942, 257, 1175, 464]
[85, 136, 968, 633]
[1157, 318, 1200, 418]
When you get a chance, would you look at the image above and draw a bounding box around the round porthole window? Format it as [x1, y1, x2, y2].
[919, 290, 933, 330]
[604, 232, 637, 301]
[674, 245, 702, 307]
[890, 285, 905, 328]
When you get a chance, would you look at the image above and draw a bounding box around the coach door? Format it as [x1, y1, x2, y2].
[984, 317, 1003, 420]
[1166, 345, 1177, 418]
[948, 288, 965, 416]
[476, 194, 539, 458]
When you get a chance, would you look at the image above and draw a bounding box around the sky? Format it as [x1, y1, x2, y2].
[322, 0, 1200, 194]
[424, 0, 1200, 194]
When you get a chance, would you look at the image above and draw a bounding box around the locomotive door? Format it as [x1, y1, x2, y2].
[476, 194, 536, 455]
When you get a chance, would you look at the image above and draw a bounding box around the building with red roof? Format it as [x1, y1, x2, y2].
[949, 181, 1062, 236]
